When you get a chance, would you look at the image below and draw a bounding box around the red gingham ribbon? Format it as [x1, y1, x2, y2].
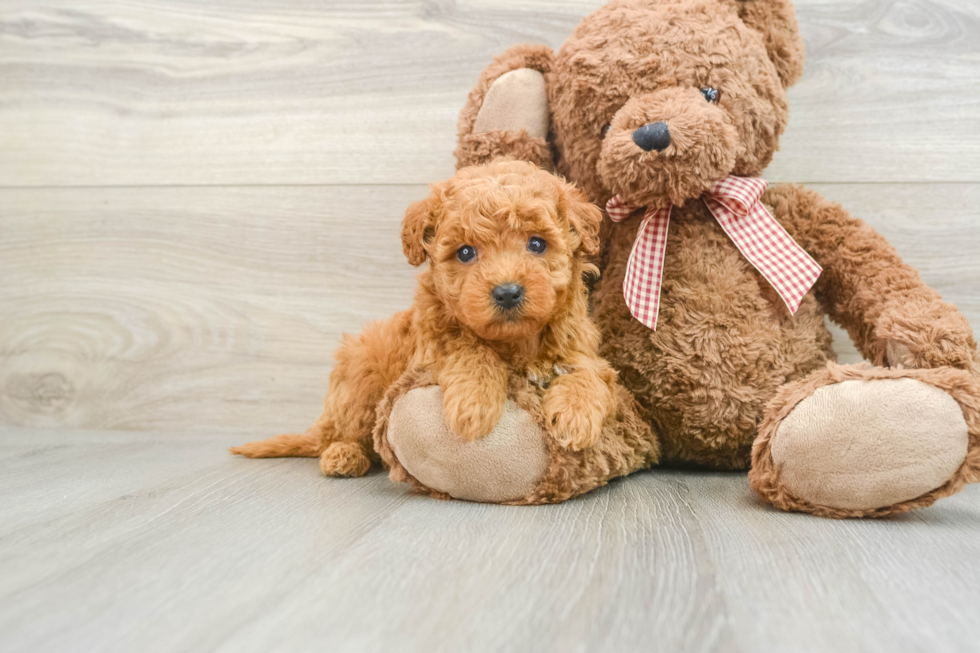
[606, 176, 822, 330]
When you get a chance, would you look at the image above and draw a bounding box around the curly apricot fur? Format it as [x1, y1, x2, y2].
[232, 160, 615, 469]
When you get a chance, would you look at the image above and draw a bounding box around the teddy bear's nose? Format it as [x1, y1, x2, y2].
[633, 121, 671, 152]
[492, 283, 524, 310]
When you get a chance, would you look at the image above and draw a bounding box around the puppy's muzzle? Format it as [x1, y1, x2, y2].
[492, 283, 524, 310]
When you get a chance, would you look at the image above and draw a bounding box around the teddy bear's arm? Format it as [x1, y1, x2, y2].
[455, 44, 555, 172]
[765, 184, 979, 372]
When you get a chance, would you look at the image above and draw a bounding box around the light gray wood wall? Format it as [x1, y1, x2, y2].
[2, 0, 979, 436]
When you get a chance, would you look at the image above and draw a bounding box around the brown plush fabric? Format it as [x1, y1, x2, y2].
[453, 0, 980, 516]
[519, 383, 660, 505]
[735, 0, 805, 87]
[455, 130, 554, 173]
[764, 184, 980, 373]
[750, 363, 980, 518]
[374, 370, 660, 505]
[594, 198, 835, 469]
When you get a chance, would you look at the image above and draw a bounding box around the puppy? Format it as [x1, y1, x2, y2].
[231, 159, 618, 477]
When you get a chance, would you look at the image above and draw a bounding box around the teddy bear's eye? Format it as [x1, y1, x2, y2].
[527, 236, 547, 254]
[701, 87, 719, 103]
[456, 245, 477, 263]
[602, 123, 612, 137]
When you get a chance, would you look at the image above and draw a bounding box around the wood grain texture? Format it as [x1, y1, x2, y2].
[1, 0, 978, 186]
[2, 3, 979, 651]
[0, 426, 978, 653]
[2, 183, 978, 434]
[0, 185, 423, 435]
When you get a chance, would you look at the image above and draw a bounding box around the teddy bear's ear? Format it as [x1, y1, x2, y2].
[734, 0, 806, 88]
[455, 44, 556, 171]
[401, 191, 440, 267]
[556, 180, 602, 257]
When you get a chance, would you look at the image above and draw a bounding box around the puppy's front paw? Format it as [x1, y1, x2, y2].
[442, 384, 506, 441]
[542, 378, 610, 451]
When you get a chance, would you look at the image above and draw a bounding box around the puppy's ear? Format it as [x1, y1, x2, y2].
[401, 192, 439, 266]
[734, 0, 805, 88]
[558, 181, 602, 257]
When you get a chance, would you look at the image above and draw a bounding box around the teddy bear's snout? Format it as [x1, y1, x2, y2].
[597, 87, 739, 206]
[632, 121, 671, 152]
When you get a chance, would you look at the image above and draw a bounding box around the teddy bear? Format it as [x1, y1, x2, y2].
[375, 0, 980, 517]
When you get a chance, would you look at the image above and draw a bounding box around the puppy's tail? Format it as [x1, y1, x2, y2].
[230, 433, 321, 458]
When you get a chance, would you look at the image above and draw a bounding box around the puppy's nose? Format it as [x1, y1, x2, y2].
[633, 121, 671, 152]
[492, 283, 524, 310]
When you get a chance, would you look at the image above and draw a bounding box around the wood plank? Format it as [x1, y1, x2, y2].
[0, 0, 978, 187]
[0, 427, 415, 653]
[689, 472, 980, 652]
[0, 185, 423, 435]
[0, 426, 978, 653]
[2, 183, 978, 434]
[775, 0, 980, 183]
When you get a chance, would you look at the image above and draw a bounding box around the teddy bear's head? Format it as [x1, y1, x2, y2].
[460, 0, 804, 207]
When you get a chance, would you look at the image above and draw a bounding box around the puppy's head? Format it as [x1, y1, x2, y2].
[402, 159, 601, 342]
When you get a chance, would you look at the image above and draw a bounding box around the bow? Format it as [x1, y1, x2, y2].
[606, 176, 822, 330]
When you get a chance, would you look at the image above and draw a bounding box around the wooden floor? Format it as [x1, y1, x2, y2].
[1, 426, 978, 653]
[2, 0, 980, 651]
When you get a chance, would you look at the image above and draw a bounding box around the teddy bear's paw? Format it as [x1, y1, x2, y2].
[473, 68, 549, 138]
[759, 373, 973, 515]
[386, 386, 550, 503]
[319, 441, 372, 478]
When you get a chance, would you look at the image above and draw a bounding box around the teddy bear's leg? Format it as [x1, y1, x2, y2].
[749, 363, 980, 518]
[380, 386, 552, 503]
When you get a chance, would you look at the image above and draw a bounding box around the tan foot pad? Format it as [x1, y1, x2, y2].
[472, 68, 549, 138]
[771, 378, 969, 511]
[386, 386, 550, 503]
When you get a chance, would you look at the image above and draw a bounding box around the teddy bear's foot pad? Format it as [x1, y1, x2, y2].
[386, 386, 550, 503]
[473, 68, 549, 138]
[770, 378, 969, 511]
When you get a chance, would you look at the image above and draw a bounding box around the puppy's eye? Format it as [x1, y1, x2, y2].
[602, 123, 612, 137]
[701, 87, 719, 103]
[527, 237, 547, 254]
[456, 245, 477, 263]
